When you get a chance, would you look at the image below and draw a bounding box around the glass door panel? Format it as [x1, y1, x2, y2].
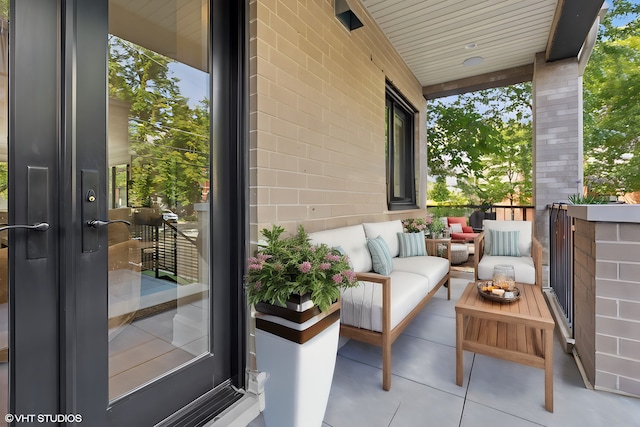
[107, 0, 211, 400]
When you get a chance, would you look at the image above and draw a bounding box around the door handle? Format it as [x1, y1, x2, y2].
[86, 219, 131, 228]
[0, 222, 50, 232]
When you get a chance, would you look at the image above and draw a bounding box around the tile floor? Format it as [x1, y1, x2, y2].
[248, 271, 640, 427]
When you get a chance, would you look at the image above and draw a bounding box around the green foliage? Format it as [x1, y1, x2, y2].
[583, 1, 640, 195]
[109, 37, 209, 212]
[427, 83, 533, 205]
[427, 206, 468, 218]
[429, 178, 450, 202]
[567, 193, 608, 205]
[245, 225, 358, 312]
[477, 122, 532, 206]
[427, 218, 446, 235]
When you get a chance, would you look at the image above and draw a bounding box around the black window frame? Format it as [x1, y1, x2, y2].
[385, 81, 418, 210]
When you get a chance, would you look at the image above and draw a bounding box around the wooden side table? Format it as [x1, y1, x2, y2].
[455, 281, 556, 412]
[425, 237, 451, 261]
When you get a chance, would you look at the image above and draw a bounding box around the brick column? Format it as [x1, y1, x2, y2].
[532, 52, 583, 286]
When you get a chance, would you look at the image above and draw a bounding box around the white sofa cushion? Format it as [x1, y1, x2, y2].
[309, 225, 372, 273]
[392, 256, 449, 290]
[483, 220, 532, 257]
[363, 220, 404, 258]
[340, 271, 430, 332]
[477, 255, 536, 285]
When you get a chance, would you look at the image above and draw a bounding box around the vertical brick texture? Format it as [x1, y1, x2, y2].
[249, 0, 427, 241]
[532, 53, 582, 286]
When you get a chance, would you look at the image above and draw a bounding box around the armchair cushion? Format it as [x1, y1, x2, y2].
[477, 255, 536, 285]
[450, 223, 463, 233]
[397, 231, 426, 257]
[367, 236, 393, 275]
[447, 216, 468, 226]
[489, 230, 521, 257]
[462, 225, 474, 233]
[483, 220, 532, 257]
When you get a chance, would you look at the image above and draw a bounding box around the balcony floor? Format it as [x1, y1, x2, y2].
[249, 271, 640, 427]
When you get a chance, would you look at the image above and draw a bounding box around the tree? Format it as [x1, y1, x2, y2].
[583, 0, 640, 196]
[427, 83, 533, 205]
[429, 178, 450, 203]
[108, 37, 210, 214]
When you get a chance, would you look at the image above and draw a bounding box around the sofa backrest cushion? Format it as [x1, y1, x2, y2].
[309, 225, 372, 273]
[362, 220, 403, 258]
[447, 217, 468, 227]
[483, 220, 532, 257]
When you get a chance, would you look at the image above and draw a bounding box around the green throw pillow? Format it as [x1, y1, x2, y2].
[367, 235, 393, 275]
[397, 231, 426, 257]
[489, 230, 520, 256]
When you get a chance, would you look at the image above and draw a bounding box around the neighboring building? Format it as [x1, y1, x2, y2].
[1, 1, 603, 425]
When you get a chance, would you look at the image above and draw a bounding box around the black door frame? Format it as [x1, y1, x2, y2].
[10, 0, 247, 425]
[9, 0, 60, 419]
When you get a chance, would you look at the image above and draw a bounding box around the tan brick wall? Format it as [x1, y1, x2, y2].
[249, 0, 427, 242]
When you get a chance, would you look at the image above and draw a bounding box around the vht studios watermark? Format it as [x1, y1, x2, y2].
[4, 413, 83, 423]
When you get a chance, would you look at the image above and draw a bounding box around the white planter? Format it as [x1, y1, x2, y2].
[255, 301, 340, 427]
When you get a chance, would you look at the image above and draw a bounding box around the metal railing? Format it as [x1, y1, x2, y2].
[426, 204, 535, 223]
[549, 203, 573, 330]
[131, 221, 200, 283]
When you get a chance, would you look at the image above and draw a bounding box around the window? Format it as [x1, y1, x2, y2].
[385, 82, 417, 210]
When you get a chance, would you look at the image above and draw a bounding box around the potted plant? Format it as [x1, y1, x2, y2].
[401, 217, 429, 234]
[428, 217, 446, 238]
[246, 225, 357, 427]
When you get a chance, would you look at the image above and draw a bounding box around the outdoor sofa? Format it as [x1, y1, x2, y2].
[309, 219, 451, 390]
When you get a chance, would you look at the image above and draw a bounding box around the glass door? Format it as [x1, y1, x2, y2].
[106, 0, 211, 401]
[4, 1, 245, 424]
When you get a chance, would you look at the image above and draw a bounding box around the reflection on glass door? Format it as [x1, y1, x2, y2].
[107, 0, 210, 400]
[0, 1, 8, 423]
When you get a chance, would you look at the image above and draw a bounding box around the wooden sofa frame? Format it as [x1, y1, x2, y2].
[341, 244, 451, 391]
[473, 231, 543, 287]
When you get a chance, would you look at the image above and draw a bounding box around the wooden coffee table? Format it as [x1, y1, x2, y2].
[455, 281, 555, 412]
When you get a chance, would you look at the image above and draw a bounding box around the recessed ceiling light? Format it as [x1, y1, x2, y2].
[463, 56, 483, 66]
[465, 42, 477, 49]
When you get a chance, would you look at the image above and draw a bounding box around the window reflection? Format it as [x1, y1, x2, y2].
[107, 0, 210, 401]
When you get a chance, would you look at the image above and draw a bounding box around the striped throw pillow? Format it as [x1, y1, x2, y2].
[397, 231, 427, 257]
[489, 230, 521, 257]
[366, 236, 393, 275]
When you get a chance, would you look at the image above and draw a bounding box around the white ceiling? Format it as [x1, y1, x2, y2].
[361, 0, 558, 88]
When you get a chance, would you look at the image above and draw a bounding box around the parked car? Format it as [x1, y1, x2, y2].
[161, 209, 178, 222]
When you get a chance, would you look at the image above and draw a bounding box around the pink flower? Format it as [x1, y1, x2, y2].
[342, 270, 356, 283]
[257, 254, 272, 261]
[332, 273, 343, 284]
[254, 281, 262, 290]
[299, 261, 312, 273]
[248, 263, 262, 271]
[319, 262, 331, 270]
[326, 254, 341, 262]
